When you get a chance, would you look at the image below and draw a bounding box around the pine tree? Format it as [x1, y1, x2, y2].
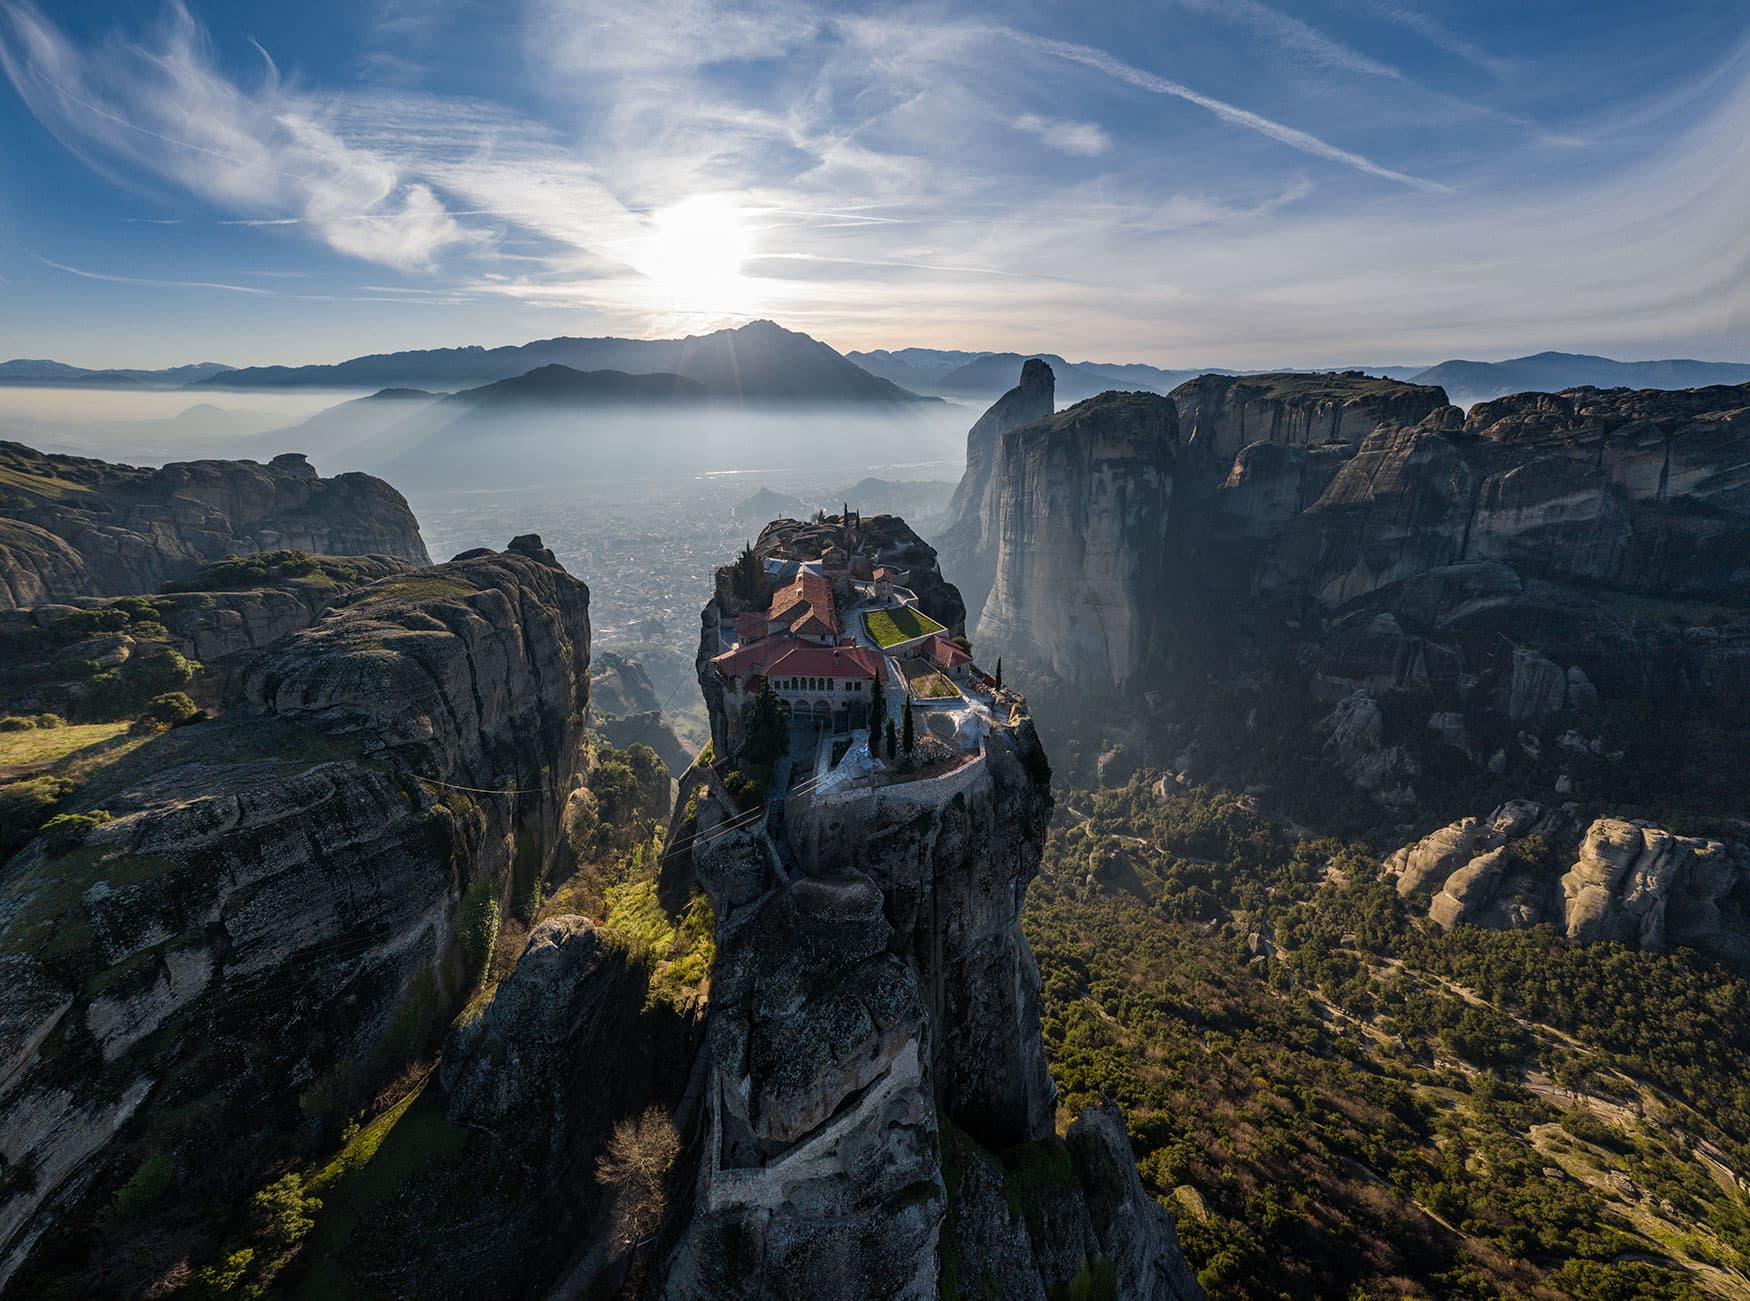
[901, 697, 915, 753]
[734, 543, 764, 604]
[744, 681, 791, 766]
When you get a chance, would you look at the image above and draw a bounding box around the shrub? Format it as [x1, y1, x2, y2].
[31, 713, 63, 729]
[0, 776, 77, 858]
[111, 1152, 173, 1220]
[40, 810, 112, 854]
[132, 691, 201, 734]
[252, 1172, 321, 1247]
[596, 1107, 681, 1246]
[458, 875, 500, 985]
[0, 716, 33, 732]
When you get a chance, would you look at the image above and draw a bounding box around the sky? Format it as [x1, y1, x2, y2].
[0, 0, 1747, 370]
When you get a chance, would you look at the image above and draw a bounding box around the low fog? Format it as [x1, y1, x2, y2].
[0, 387, 979, 490]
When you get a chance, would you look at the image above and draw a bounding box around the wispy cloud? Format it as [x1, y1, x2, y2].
[0, 0, 470, 269]
[1013, 113, 1111, 157]
[1355, 1, 1521, 79]
[2, 0, 1745, 368]
[1010, 30, 1444, 191]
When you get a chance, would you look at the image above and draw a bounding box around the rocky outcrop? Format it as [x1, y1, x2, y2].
[0, 554, 415, 717]
[443, 916, 641, 1149]
[0, 441, 430, 610]
[936, 358, 1056, 631]
[974, 391, 1180, 695]
[1170, 371, 1452, 467]
[0, 537, 590, 1294]
[942, 367, 1750, 804]
[661, 533, 1200, 1299]
[1388, 803, 1749, 962]
[591, 649, 693, 775]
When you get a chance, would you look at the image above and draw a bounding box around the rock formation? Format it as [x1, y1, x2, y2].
[0, 553, 416, 717]
[935, 357, 1056, 631]
[591, 648, 694, 775]
[0, 441, 430, 610]
[659, 527, 1201, 1300]
[973, 391, 1180, 696]
[1388, 802, 1749, 962]
[1171, 371, 1450, 467]
[0, 537, 590, 1293]
[939, 365, 1750, 804]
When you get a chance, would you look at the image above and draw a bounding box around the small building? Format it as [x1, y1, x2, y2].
[767, 570, 839, 644]
[924, 633, 974, 684]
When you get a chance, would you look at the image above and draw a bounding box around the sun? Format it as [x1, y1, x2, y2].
[624, 193, 757, 313]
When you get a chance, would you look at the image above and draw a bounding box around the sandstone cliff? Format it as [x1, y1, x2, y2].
[0, 552, 416, 719]
[0, 441, 430, 610]
[0, 536, 590, 1294]
[1170, 371, 1452, 467]
[974, 391, 1180, 696]
[935, 358, 1057, 631]
[1388, 802, 1749, 963]
[943, 368, 1750, 816]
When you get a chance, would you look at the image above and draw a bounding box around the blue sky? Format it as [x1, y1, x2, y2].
[1, 0, 1747, 369]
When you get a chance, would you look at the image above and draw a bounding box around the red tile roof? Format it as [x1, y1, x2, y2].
[734, 612, 767, 642]
[765, 643, 883, 681]
[927, 634, 973, 670]
[711, 636, 881, 683]
[768, 570, 839, 636]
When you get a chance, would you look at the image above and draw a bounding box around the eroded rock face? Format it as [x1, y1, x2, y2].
[975, 391, 1180, 695]
[0, 441, 430, 609]
[1171, 371, 1452, 467]
[1388, 803, 1749, 961]
[443, 916, 641, 1151]
[940, 367, 1750, 802]
[936, 358, 1057, 632]
[0, 540, 590, 1292]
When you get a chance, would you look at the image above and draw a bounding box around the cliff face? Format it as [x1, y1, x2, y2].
[0, 442, 430, 610]
[1169, 371, 1452, 467]
[661, 529, 1200, 1300]
[1388, 802, 1749, 962]
[975, 391, 1180, 696]
[945, 368, 1750, 815]
[935, 358, 1056, 631]
[0, 537, 590, 1293]
[1275, 383, 1750, 607]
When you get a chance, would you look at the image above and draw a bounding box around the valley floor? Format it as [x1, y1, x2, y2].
[1026, 778, 1750, 1299]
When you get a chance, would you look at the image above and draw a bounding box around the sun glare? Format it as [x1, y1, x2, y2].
[624, 194, 757, 313]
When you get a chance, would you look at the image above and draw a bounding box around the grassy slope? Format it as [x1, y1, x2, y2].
[0, 720, 132, 773]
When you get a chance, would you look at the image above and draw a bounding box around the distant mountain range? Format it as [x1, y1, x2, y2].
[849, 346, 1750, 407]
[7, 327, 1747, 412]
[193, 320, 928, 403]
[1407, 352, 1750, 407]
[0, 359, 233, 388]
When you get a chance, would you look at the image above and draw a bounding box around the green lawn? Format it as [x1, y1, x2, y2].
[863, 605, 944, 649]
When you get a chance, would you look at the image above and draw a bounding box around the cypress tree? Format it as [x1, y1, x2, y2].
[902, 697, 915, 753]
[884, 719, 897, 760]
[994, 657, 1003, 690]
